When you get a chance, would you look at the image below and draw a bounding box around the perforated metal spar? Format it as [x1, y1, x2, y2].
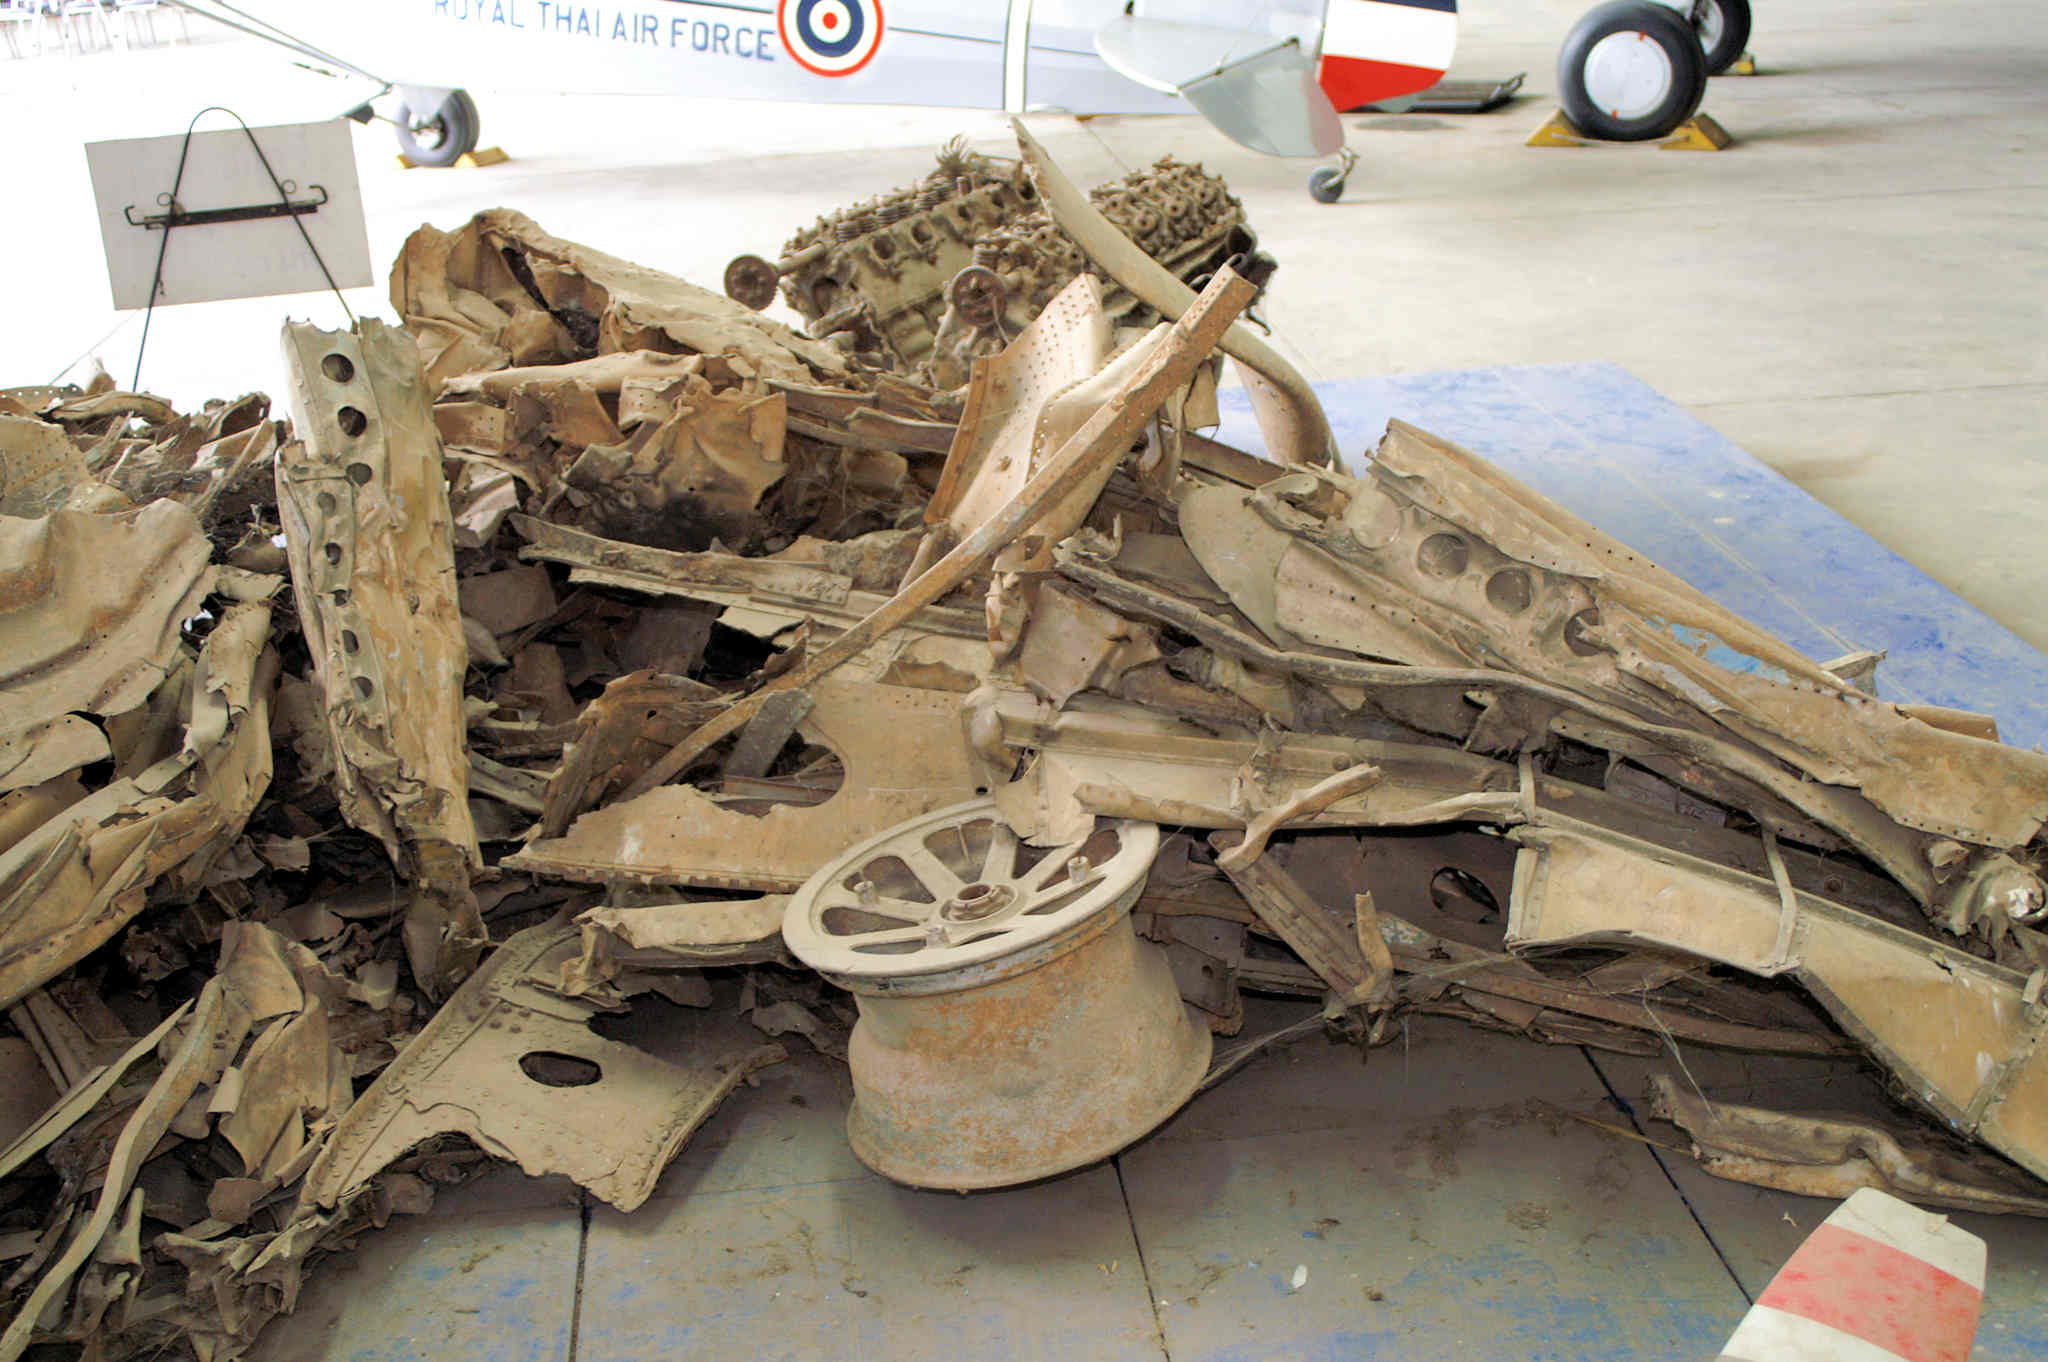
[782, 798, 1161, 982]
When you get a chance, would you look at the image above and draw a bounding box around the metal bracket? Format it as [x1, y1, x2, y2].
[123, 183, 327, 231]
[1760, 827, 1804, 972]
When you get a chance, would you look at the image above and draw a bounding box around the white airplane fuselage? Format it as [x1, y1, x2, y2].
[230, 0, 1323, 116]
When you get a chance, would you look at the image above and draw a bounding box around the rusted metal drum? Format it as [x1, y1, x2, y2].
[783, 799, 1211, 1189]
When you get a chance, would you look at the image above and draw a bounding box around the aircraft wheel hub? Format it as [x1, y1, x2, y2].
[784, 799, 1211, 1189]
[1583, 30, 1675, 118]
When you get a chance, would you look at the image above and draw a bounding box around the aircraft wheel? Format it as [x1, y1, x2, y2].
[1557, 0, 1708, 141]
[1307, 167, 1347, 204]
[1693, 0, 1751, 74]
[396, 89, 481, 168]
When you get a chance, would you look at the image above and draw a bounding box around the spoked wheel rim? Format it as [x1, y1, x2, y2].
[783, 799, 1160, 982]
[1583, 30, 1676, 120]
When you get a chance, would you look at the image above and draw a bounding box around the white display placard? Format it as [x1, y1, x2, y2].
[86, 119, 373, 310]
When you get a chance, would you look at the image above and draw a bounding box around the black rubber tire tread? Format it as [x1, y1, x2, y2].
[1697, 0, 1752, 75]
[1308, 168, 1347, 204]
[395, 89, 481, 168]
[1556, 0, 1709, 141]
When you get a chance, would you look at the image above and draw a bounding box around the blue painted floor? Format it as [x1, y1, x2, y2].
[254, 367, 2048, 1362]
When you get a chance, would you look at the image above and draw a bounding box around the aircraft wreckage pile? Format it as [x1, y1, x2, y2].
[4, 133, 2048, 1359]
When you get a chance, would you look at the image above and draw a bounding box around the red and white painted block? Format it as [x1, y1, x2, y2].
[1317, 0, 1459, 110]
[1718, 1188, 1986, 1362]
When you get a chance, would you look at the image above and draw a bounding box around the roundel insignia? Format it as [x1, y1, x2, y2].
[778, 0, 884, 78]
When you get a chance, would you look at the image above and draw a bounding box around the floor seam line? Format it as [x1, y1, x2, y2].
[1111, 1154, 1174, 1362]
[1478, 179, 2048, 225]
[565, 1189, 592, 1362]
[1687, 378, 2048, 408]
[1080, 118, 1136, 176]
[1579, 1046, 1755, 1306]
[628, 1169, 874, 1202]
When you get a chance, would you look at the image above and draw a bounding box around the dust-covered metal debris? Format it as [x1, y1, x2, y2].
[723, 135, 1259, 389]
[6, 128, 2048, 1360]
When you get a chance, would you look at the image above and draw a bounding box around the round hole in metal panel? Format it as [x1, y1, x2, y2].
[335, 406, 367, 437]
[1564, 607, 1607, 656]
[1430, 867, 1502, 924]
[1485, 568, 1534, 615]
[519, 1051, 602, 1087]
[1417, 533, 1471, 579]
[320, 353, 355, 384]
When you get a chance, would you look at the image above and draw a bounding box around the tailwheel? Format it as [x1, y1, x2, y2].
[1308, 147, 1359, 204]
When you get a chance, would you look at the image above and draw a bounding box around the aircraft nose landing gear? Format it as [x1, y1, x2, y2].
[1308, 146, 1359, 204]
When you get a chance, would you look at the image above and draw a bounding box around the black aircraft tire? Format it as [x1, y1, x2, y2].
[1696, 0, 1752, 74]
[1557, 1, 1708, 141]
[396, 89, 481, 168]
[1308, 167, 1347, 204]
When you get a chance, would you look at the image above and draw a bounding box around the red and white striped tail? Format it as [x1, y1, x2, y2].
[1717, 1188, 1986, 1362]
[1317, 0, 1459, 111]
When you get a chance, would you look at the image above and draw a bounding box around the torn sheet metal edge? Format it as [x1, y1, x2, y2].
[1011, 118, 1334, 468]
[923, 274, 1113, 546]
[279, 319, 482, 993]
[563, 897, 789, 995]
[277, 319, 479, 867]
[514, 515, 985, 640]
[981, 685, 1925, 925]
[1359, 420, 2048, 850]
[1053, 544, 1943, 909]
[0, 502, 213, 744]
[0, 606, 278, 1010]
[0, 1002, 193, 1183]
[1647, 1073, 2048, 1217]
[980, 686, 1519, 841]
[1209, 831, 1388, 1006]
[0, 970, 255, 1362]
[301, 919, 784, 1214]
[506, 680, 982, 890]
[1510, 818, 2048, 1183]
[610, 264, 1260, 805]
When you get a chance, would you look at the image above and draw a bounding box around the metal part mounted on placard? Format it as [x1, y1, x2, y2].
[88, 108, 371, 388]
[85, 109, 372, 331]
[122, 183, 329, 231]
